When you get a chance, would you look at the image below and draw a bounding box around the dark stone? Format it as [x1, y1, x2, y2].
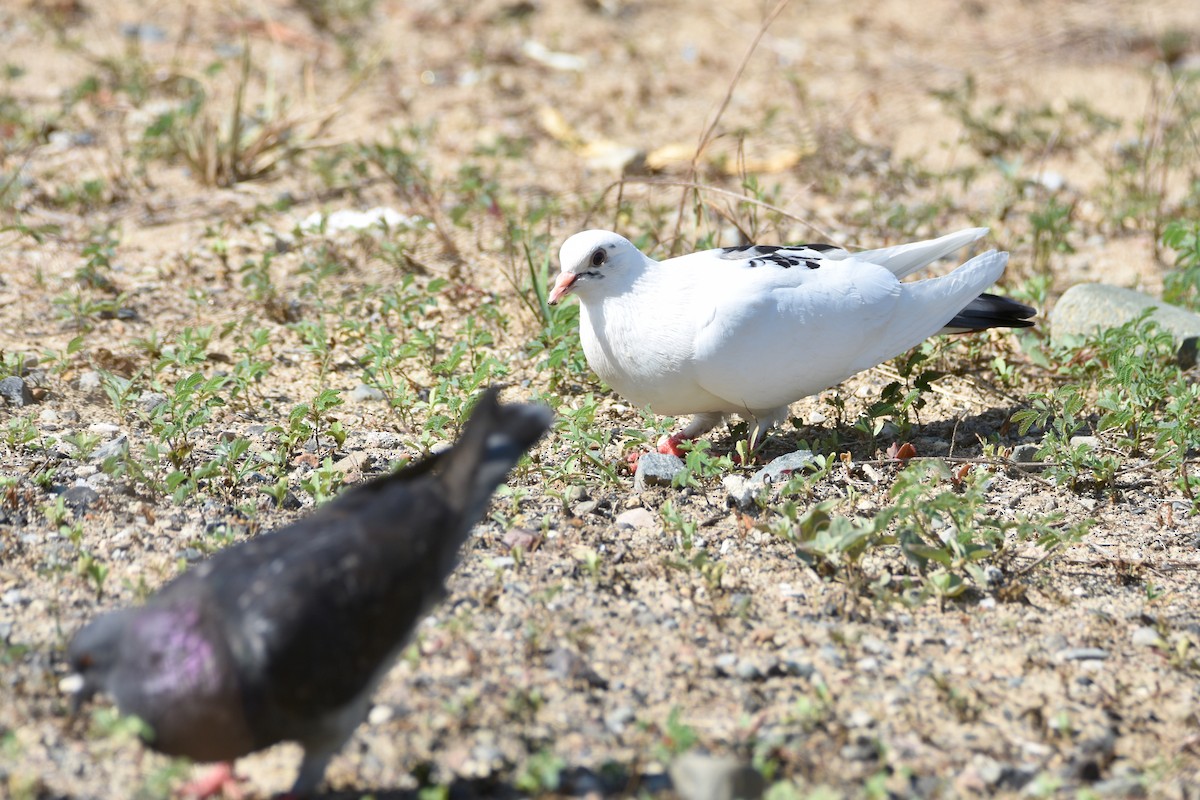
[61, 485, 101, 513]
[0, 376, 34, 407]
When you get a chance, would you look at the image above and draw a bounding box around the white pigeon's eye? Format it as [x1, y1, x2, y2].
[590, 249, 606, 267]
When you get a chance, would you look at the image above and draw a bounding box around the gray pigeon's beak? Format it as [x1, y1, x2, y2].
[548, 272, 576, 306]
[60, 673, 89, 714]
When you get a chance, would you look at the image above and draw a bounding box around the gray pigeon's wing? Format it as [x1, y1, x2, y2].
[156, 389, 551, 746]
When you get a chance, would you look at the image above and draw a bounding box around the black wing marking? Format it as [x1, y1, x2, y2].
[717, 243, 843, 269]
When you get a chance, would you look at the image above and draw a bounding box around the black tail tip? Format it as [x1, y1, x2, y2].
[947, 292, 1037, 332]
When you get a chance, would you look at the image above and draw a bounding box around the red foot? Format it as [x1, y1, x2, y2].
[656, 434, 688, 458]
[180, 763, 245, 800]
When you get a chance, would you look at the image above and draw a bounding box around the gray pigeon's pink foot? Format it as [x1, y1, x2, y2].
[180, 763, 244, 800]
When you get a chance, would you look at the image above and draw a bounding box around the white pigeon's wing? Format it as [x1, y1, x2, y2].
[691, 258, 904, 412]
[850, 227, 989, 278]
[842, 250, 1008, 373]
[713, 242, 850, 268]
[690, 250, 1009, 412]
[702, 227, 988, 279]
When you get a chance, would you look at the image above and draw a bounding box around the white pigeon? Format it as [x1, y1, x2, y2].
[548, 227, 1034, 455]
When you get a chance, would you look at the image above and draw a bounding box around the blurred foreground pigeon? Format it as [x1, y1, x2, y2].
[548, 227, 1033, 454]
[66, 388, 552, 796]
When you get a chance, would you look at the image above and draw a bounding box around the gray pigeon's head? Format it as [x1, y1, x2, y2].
[66, 609, 135, 710]
[550, 230, 645, 305]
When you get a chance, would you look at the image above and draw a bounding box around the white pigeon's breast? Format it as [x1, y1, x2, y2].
[578, 301, 727, 415]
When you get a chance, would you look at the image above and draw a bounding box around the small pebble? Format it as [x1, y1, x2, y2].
[138, 392, 168, 414]
[572, 499, 600, 517]
[722, 475, 755, 509]
[669, 752, 765, 800]
[1010, 443, 1042, 464]
[92, 435, 129, 462]
[61, 485, 100, 513]
[1130, 626, 1164, 648]
[0, 375, 34, 407]
[76, 371, 103, 393]
[604, 705, 636, 735]
[348, 384, 385, 403]
[502, 528, 542, 551]
[367, 705, 394, 725]
[1057, 647, 1109, 662]
[615, 507, 656, 529]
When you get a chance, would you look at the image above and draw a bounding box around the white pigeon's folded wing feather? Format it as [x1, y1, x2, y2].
[690, 249, 1008, 413]
[697, 227, 987, 280]
[849, 227, 989, 278]
[691, 259, 903, 412]
[844, 249, 1008, 374]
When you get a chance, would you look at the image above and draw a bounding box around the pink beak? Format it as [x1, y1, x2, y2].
[547, 272, 576, 305]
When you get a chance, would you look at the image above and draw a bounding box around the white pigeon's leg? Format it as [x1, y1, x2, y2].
[751, 406, 790, 446]
[657, 412, 725, 457]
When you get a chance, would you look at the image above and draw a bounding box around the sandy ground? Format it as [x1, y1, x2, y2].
[2, 0, 1200, 797]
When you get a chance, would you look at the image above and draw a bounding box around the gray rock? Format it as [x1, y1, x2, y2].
[604, 705, 636, 735]
[76, 370, 104, 394]
[1057, 647, 1109, 662]
[572, 499, 601, 517]
[546, 647, 608, 688]
[348, 384, 385, 403]
[750, 450, 817, 485]
[92, 434, 129, 462]
[615, 507, 656, 529]
[974, 755, 1005, 786]
[1010, 443, 1043, 464]
[1069, 435, 1100, 451]
[818, 644, 845, 667]
[138, 392, 168, 414]
[0, 375, 33, 407]
[1049, 283, 1200, 366]
[669, 752, 765, 800]
[61, 485, 100, 513]
[860, 635, 889, 655]
[633, 452, 684, 490]
[839, 738, 880, 762]
[781, 649, 814, 678]
[713, 653, 739, 676]
[722, 475, 756, 509]
[563, 484, 588, 504]
[1091, 775, 1147, 797]
[734, 660, 763, 681]
[332, 451, 372, 478]
[1131, 626, 1165, 648]
[359, 430, 400, 449]
[846, 709, 876, 729]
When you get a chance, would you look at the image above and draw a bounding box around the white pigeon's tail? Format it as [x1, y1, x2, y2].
[846, 250, 1009, 375]
[853, 227, 990, 279]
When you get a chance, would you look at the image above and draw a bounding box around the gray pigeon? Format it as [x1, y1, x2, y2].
[66, 388, 552, 796]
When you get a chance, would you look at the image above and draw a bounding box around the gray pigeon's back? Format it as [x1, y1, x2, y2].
[67, 387, 552, 795]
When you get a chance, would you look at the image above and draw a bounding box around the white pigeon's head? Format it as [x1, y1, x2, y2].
[549, 230, 645, 305]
